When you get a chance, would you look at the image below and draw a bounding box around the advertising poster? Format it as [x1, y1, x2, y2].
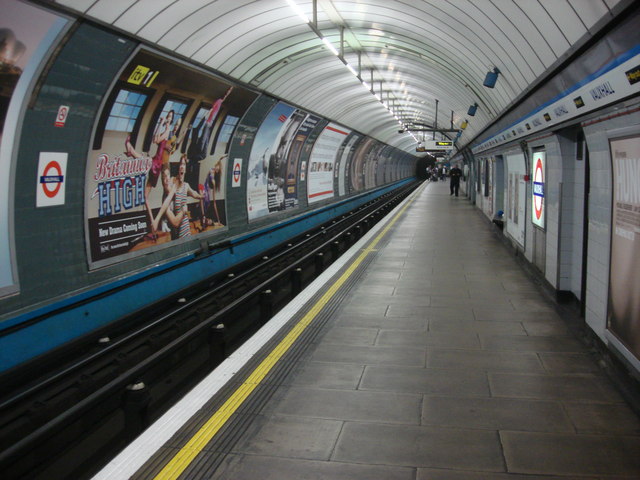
[338, 134, 362, 196]
[308, 123, 351, 203]
[85, 49, 257, 265]
[0, 1, 67, 295]
[285, 113, 320, 206]
[608, 135, 640, 360]
[364, 141, 383, 190]
[381, 146, 395, 183]
[350, 137, 376, 193]
[246, 102, 309, 219]
[531, 150, 546, 229]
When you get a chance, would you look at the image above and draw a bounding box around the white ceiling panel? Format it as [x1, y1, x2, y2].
[502, 3, 558, 68]
[198, 19, 303, 71]
[48, 0, 628, 155]
[518, 1, 571, 57]
[111, 0, 175, 33]
[85, 0, 136, 23]
[540, 0, 588, 44]
[55, 0, 97, 12]
[173, 2, 275, 60]
[570, 0, 614, 28]
[234, 35, 323, 81]
[135, 0, 223, 43]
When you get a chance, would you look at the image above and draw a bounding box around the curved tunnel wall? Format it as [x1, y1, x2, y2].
[456, 104, 640, 380]
[447, 4, 640, 376]
[0, 17, 417, 371]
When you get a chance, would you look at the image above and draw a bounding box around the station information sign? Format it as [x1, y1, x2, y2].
[424, 140, 453, 151]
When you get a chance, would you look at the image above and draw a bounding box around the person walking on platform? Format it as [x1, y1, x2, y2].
[449, 163, 462, 196]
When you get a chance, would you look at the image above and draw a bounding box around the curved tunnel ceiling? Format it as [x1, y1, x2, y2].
[50, 0, 624, 155]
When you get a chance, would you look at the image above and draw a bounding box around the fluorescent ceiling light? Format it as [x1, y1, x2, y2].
[321, 37, 339, 55]
[286, 0, 407, 138]
[285, 0, 310, 23]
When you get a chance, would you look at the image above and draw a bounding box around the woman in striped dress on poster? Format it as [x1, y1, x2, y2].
[173, 154, 203, 238]
[152, 154, 203, 239]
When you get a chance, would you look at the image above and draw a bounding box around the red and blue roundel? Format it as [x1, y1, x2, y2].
[532, 152, 545, 228]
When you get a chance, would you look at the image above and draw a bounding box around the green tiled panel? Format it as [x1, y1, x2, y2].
[6, 23, 136, 312]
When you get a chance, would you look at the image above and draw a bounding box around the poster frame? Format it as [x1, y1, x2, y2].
[606, 131, 640, 364]
[84, 46, 258, 269]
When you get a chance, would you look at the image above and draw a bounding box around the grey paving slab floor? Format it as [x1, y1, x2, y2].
[214, 181, 640, 479]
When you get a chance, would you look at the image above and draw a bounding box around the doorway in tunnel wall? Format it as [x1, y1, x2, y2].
[557, 128, 589, 315]
[505, 152, 526, 248]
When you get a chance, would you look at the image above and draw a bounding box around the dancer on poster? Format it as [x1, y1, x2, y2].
[152, 155, 203, 239]
[124, 110, 187, 239]
[186, 86, 234, 186]
[198, 156, 225, 231]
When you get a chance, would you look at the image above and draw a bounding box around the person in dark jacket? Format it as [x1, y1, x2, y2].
[449, 164, 462, 196]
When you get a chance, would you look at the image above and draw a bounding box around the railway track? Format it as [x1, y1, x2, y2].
[0, 181, 418, 479]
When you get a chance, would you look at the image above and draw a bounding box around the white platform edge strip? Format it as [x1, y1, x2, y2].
[92, 184, 422, 480]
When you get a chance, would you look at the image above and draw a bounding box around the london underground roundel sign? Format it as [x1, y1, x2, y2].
[531, 151, 545, 228]
[36, 152, 68, 207]
[232, 158, 243, 188]
[41, 161, 63, 198]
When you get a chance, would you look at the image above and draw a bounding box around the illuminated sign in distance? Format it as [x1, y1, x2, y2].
[421, 140, 453, 151]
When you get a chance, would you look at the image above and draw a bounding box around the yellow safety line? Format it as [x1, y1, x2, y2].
[152, 187, 420, 480]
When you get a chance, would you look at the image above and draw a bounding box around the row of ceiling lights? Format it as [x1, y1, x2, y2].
[285, 0, 421, 144]
[285, 1, 502, 149]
